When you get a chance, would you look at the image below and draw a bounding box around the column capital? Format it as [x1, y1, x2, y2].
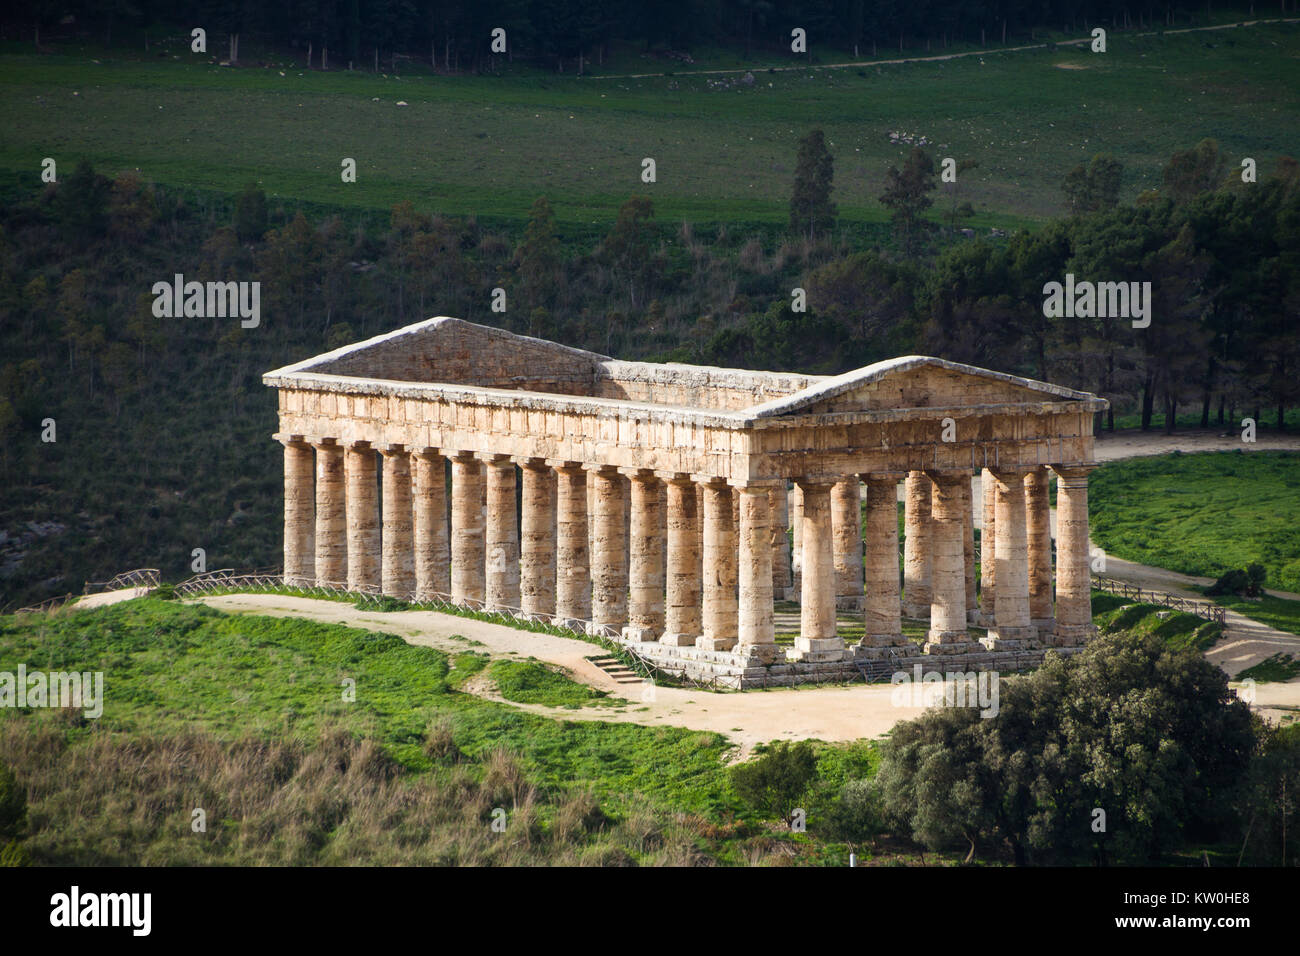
[618, 467, 658, 482]
[923, 468, 973, 486]
[657, 470, 694, 485]
[691, 474, 730, 488]
[988, 465, 1034, 480]
[344, 438, 372, 451]
[585, 462, 621, 477]
[547, 459, 584, 472]
[306, 435, 339, 448]
[864, 470, 905, 482]
[273, 432, 309, 447]
[410, 445, 442, 458]
[449, 449, 479, 463]
[478, 452, 514, 466]
[793, 477, 836, 494]
[728, 477, 785, 491]
[516, 456, 550, 471]
[377, 442, 407, 455]
[1051, 463, 1098, 481]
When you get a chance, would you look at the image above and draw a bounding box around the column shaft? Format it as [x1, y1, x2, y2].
[962, 475, 978, 619]
[980, 467, 997, 623]
[700, 481, 738, 650]
[345, 443, 379, 593]
[770, 485, 792, 598]
[314, 442, 346, 587]
[554, 465, 591, 624]
[380, 449, 414, 598]
[663, 478, 702, 645]
[485, 459, 520, 610]
[926, 473, 971, 649]
[903, 471, 933, 617]
[282, 440, 315, 587]
[862, 476, 908, 649]
[412, 451, 450, 600]
[738, 486, 777, 661]
[625, 474, 665, 640]
[1026, 467, 1054, 626]
[832, 478, 864, 608]
[988, 469, 1032, 647]
[520, 462, 556, 618]
[589, 467, 628, 633]
[450, 455, 485, 605]
[1053, 466, 1095, 645]
[796, 481, 840, 659]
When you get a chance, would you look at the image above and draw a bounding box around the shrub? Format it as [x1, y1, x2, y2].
[0, 761, 26, 842]
[729, 741, 818, 827]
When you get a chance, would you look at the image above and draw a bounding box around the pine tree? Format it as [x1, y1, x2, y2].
[879, 147, 936, 256]
[789, 129, 836, 240]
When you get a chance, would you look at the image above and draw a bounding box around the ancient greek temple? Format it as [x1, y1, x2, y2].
[265, 318, 1107, 684]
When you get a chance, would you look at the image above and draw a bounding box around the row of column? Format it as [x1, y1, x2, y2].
[282, 438, 1094, 660]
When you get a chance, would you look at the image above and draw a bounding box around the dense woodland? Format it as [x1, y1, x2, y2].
[8, 1, 1298, 71]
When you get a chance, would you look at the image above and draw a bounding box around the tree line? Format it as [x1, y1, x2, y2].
[8, 1, 1285, 72]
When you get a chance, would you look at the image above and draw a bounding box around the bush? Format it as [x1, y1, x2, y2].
[1207, 564, 1267, 597]
[729, 741, 818, 827]
[0, 761, 26, 842]
[822, 778, 886, 849]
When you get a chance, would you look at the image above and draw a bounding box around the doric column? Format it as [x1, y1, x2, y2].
[313, 439, 346, 587]
[380, 445, 414, 599]
[985, 467, 1033, 648]
[860, 474, 913, 654]
[980, 467, 997, 624]
[962, 475, 978, 622]
[699, 479, 738, 651]
[484, 457, 520, 611]
[903, 471, 933, 618]
[832, 477, 864, 609]
[1053, 464, 1097, 646]
[280, 437, 315, 587]
[795, 480, 841, 660]
[345, 441, 379, 593]
[789, 483, 804, 595]
[925, 472, 974, 653]
[737, 485, 779, 663]
[519, 460, 556, 619]
[450, 453, 485, 605]
[412, 449, 450, 600]
[588, 466, 627, 634]
[623, 471, 665, 641]
[553, 462, 591, 625]
[770, 484, 792, 600]
[662, 476, 702, 646]
[1026, 467, 1054, 630]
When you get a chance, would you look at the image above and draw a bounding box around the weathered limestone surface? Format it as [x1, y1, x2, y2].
[380, 447, 414, 598]
[903, 471, 933, 618]
[1026, 467, 1054, 628]
[987, 468, 1033, 649]
[980, 467, 996, 624]
[624, 472, 666, 641]
[589, 466, 628, 633]
[737, 486, 778, 664]
[345, 443, 379, 592]
[281, 439, 315, 587]
[553, 463, 591, 624]
[313, 440, 346, 587]
[269, 318, 1107, 684]
[796, 481, 842, 661]
[700, 481, 738, 651]
[925, 472, 976, 654]
[832, 478, 864, 609]
[450, 454, 485, 604]
[1053, 465, 1096, 646]
[662, 477, 702, 646]
[520, 460, 556, 618]
[412, 450, 450, 599]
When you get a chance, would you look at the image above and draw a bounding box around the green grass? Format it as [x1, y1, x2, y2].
[1201, 591, 1300, 639]
[1093, 600, 1224, 652]
[3, 22, 1297, 227]
[1090, 451, 1300, 595]
[1236, 653, 1300, 684]
[488, 658, 612, 708]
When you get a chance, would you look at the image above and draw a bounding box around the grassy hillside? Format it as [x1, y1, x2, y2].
[2, 21, 1297, 228]
[1090, 451, 1300, 594]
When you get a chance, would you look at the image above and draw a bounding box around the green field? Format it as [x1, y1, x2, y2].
[1090, 451, 1300, 595]
[3, 21, 1297, 228]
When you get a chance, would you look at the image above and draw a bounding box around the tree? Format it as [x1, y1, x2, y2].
[515, 196, 561, 307]
[729, 740, 818, 827]
[604, 195, 656, 309]
[1162, 139, 1230, 205]
[234, 183, 268, 243]
[55, 160, 110, 242]
[879, 147, 936, 256]
[1062, 153, 1124, 215]
[789, 129, 836, 240]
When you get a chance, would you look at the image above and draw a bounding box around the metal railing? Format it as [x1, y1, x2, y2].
[14, 567, 162, 615]
[1091, 574, 1227, 625]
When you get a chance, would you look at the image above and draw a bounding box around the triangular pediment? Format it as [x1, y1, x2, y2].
[747, 356, 1097, 417]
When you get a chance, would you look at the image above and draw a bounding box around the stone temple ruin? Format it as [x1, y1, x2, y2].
[264, 317, 1107, 686]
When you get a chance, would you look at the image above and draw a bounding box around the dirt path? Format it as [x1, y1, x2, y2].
[1094, 431, 1300, 462]
[585, 18, 1299, 80]
[193, 593, 1299, 748]
[193, 593, 928, 757]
